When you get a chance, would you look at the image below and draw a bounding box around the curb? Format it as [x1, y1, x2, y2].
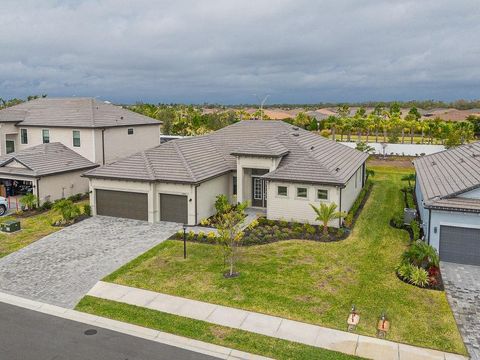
[0, 291, 271, 360]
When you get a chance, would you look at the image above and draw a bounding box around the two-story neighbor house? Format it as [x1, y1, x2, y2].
[414, 142, 480, 266]
[84, 120, 368, 226]
[0, 98, 161, 204]
[0, 97, 161, 164]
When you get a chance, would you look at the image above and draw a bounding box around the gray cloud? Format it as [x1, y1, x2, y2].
[1, 0, 479, 104]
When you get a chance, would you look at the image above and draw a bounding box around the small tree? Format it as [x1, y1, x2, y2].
[310, 203, 346, 236]
[216, 201, 247, 277]
[366, 168, 375, 181]
[53, 199, 80, 222]
[19, 193, 38, 210]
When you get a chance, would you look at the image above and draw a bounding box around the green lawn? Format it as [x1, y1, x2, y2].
[101, 165, 465, 355]
[77, 296, 361, 360]
[0, 200, 88, 258]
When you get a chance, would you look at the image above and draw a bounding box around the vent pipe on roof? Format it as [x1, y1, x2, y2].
[292, 133, 299, 137]
[310, 146, 314, 150]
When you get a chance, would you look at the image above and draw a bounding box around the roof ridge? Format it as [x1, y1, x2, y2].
[287, 131, 344, 183]
[173, 141, 197, 182]
[206, 135, 231, 166]
[140, 150, 156, 180]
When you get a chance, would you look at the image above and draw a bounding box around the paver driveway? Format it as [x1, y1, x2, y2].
[0, 216, 180, 308]
[441, 262, 480, 360]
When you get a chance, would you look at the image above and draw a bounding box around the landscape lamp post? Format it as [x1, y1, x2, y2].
[183, 224, 187, 259]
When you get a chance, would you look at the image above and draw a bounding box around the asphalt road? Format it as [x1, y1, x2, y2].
[0, 302, 220, 360]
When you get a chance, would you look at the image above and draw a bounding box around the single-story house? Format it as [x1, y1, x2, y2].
[84, 120, 368, 226]
[414, 142, 480, 265]
[0, 142, 98, 205]
[0, 97, 162, 165]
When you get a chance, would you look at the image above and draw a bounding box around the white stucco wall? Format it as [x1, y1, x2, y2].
[154, 182, 195, 224]
[415, 181, 430, 237]
[266, 180, 342, 226]
[196, 174, 230, 222]
[0, 123, 20, 155]
[38, 170, 90, 203]
[236, 155, 279, 204]
[340, 166, 364, 214]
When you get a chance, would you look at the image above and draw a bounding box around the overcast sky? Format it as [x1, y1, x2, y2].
[1, 0, 479, 104]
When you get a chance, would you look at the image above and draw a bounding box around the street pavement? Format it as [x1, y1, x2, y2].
[0, 301, 219, 360]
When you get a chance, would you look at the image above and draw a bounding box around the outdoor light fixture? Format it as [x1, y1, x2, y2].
[377, 312, 390, 338]
[434, 227, 438, 234]
[347, 304, 360, 332]
[183, 224, 187, 259]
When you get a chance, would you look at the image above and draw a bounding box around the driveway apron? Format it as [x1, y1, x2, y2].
[0, 216, 180, 308]
[441, 262, 480, 360]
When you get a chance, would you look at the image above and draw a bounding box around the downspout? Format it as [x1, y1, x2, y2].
[362, 163, 365, 187]
[339, 186, 343, 227]
[35, 178, 40, 207]
[194, 184, 200, 225]
[427, 208, 432, 244]
[101, 128, 106, 165]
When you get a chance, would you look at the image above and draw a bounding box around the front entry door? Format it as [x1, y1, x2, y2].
[252, 177, 267, 207]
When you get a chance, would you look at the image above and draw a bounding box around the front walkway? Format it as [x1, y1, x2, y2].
[88, 281, 467, 360]
[442, 262, 480, 360]
[0, 216, 180, 308]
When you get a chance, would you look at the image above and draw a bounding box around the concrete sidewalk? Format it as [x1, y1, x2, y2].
[0, 291, 270, 360]
[88, 281, 467, 360]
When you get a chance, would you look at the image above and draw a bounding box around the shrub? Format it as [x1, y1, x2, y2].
[19, 193, 38, 210]
[247, 219, 259, 231]
[336, 228, 346, 237]
[68, 193, 83, 202]
[279, 219, 289, 228]
[197, 231, 206, 242]
[402, 240, 439, 268]
[391, 211, 404, 228]
[344, 213, 353, 228]
[199, 218, 210, 227]
[83, 204, 92, 216]
[40, 200, 52, 211]
[303, 223, 316, 236]
[214, 194, 231, 215]
[410, 220, 420, 241]
[397, 262, 415, 280]
[345, 180, 372, 228]
[409, 267, 429, 287]
[53, 199, 80, 222]
[187, 230, 196, 241]
[207, 231, 217, 241]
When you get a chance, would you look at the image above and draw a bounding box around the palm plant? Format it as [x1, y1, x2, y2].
[310, 203, 346, 236]
[53, 199, 80, 222]
[19, 193, 38, 210]
[401, 173, 416, 188]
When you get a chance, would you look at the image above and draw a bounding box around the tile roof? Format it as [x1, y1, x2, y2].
[0, 98, 161, 128]
[413, 142, 480, 212]
[85, 120, 368, 186]
[0, 142, 98, 177]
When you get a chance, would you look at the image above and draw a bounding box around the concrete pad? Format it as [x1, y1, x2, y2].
[239, 312, 283, 337]
[444, 353, 469, 360]
[118, 287, 159, 307]
[399, 343, 445, 360]
[175, 300, 217, 321]
[207, 306, 249, 328]
[229, 349, 273, 360]
[355, 335, 399, 360]
[275, 319, 320, 346]
[87, 282, 131, 301]
[315, 327, 359, 355]
[147, 295, 184, 314]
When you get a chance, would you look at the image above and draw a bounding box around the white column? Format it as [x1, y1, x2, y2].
[236, 157, 243, 204]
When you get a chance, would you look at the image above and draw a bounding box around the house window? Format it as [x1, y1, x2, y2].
[21, 129, 28, 144]
[277, 186, 288, 197]
[127, 128, 134, 135]
[317, 189, 329, 200]
[6, 140, 15, 154]
[296, 187, 308, 198]
[42, 129, 50, 143]
[233, 176, 237, 195]
[72, 130, 81, 147]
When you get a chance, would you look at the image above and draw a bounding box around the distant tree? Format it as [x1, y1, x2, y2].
[355, 141, 375, 154]
[293, 112, 312, 128]
[408, 106, 422, 121]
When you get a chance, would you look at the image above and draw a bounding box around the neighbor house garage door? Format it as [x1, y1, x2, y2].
[440, 225, 480, 266]
[160, 193, 188, 223]
[96, 189, 148, 221]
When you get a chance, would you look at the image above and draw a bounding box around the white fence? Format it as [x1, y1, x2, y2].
[340, 142, 445, 156]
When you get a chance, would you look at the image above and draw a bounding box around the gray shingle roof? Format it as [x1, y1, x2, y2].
[0, 142, 98, 177]
[413, 142, 480, 212]
[0, 98, 161, 128]
[85, 120, 368, 186]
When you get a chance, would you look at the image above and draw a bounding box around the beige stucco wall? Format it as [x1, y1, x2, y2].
[266, 181, 342, 226]
[38, 170, 90, 203]
[5, 123, 160, 164]
[196, 174, 230, 222]
[154, 182, 195, 224]
[101, 125, 160, 164]
[340, 165, 364, 214]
